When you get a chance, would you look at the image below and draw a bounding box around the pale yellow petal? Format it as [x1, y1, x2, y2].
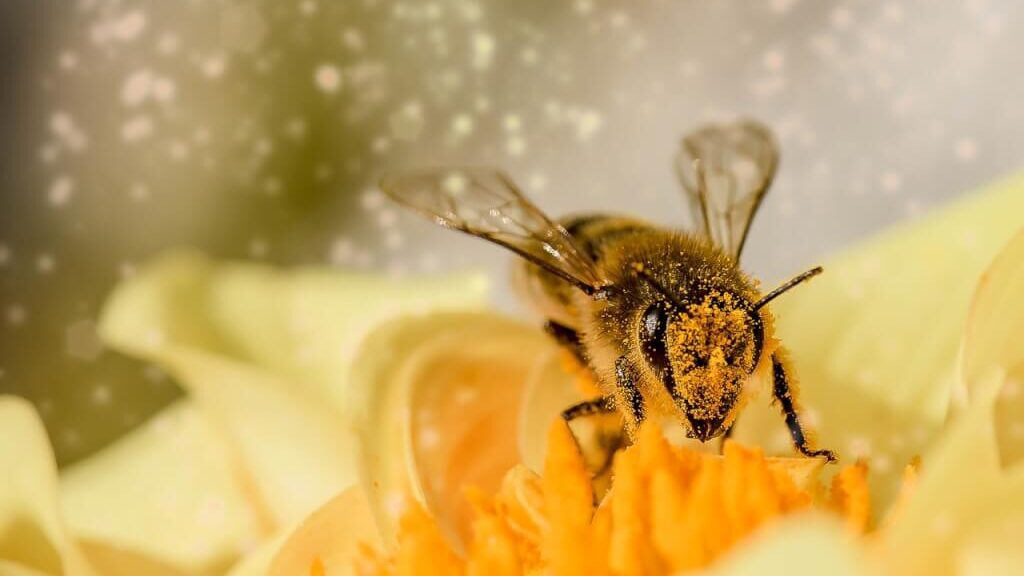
[736, 174, 1024, 513]
[0, 396, 96, 576]
[957, 514, 1024, 576]
[961, 230, 1024, 466]
[267, 486, 381, 576]
[99, 250, 488, 405]
[96, 251, 490, 533]
[224, 531, 290, 576]
[710, 513, 872, 576]
[347, 311, 558, 550]
[516, 350, 586, 474]
[60, 401, 266, 574]
[881, 371, 1024, 576]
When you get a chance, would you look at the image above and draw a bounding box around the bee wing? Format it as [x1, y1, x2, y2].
[380, 168, 606, 293]
[675, 120, 780, 259]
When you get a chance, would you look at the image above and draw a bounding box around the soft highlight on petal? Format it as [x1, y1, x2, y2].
[0, 396, 96, 576]
[737, 174, 1024, 515]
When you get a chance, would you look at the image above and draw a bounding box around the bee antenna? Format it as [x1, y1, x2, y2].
[635, 267, 688, 310]
[753, 266, 823, 311]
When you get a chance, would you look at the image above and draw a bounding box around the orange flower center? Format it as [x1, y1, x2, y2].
[353, 421, 871, 576]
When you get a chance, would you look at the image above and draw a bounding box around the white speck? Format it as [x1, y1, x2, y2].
[121, 70, 153, 106]
[285, 118, 307, 139]
[36, 254, 56, 274]
[882, 3, 904, 24]
[471, 31, 495, 70]
[954, 138, 978, 162]
[0, 245, 10, 266]
[503, 113, 522, 132]
[574, 109, 604, 141]
[169, 141, 190, 161]
[361, 189, 385, 210]
[299, 0, 318, 15]
[763, 49, 785, 71]
[769, 0, 799, 13]
[58, 51, 79, 70]
[38, 144, 58, 164]
[130, 183, 150, 201]
[376, 209, 397, 228]
[384, 492, 407, 520]
[92, 384, 112, 405]
[342, 28, 366, 51]
[931, 513, 954, 537]
[329, 237, 354, 264]
[1001, 378, 1020, 399]
[48, 176, 75, 207]
[452, 114, 474, 135]
[454, 386, 479, 405]
[527, 173, 548, 192]
[248, 238, 269, 258]
[153, 78, 176, 102]
[314, 63, 342, 93]
[880, 171, 903, 193]
[112, 11, 147, 42]
[157, 33, 180, 55]
[830, 6, 853, 29]
[506, 135, 526, 156]
[202, 55, 227, 78]
[371, 136, 391, 154]
[7, 305, 27, 326]
[846, 436, 873, 458]
[574, 0, 594, 15]
[385, 230, 404, 249]
[442, 172, 468, 196]
[67, 317, 104, 358]
[389, 101, 424, 141]
[418, 426, 441, 449]
[122, 115, 154, 142]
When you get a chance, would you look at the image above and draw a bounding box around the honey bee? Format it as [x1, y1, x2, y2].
[381, 120, 836, 462]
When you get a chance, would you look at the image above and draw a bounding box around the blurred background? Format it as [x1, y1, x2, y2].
[1, 0, 1022, 467]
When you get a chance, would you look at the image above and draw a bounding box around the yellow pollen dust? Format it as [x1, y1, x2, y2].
[355, 421, 871, 576]
[665, 292, 754, 421]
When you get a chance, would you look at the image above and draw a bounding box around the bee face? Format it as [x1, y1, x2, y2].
[639, 291, 760, 441]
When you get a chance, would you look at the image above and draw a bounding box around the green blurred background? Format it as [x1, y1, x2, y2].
[2, 0, 1022, 466]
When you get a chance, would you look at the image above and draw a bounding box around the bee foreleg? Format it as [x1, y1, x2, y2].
[561, 396, 615, 421]
[615, 356, 645, 425]
[544, 321, 587, 365]
[771, 353, 836, 462]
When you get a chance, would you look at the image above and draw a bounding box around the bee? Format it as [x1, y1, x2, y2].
[381, 120, 836, 462]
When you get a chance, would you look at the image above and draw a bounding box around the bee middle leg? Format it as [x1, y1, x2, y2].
[544, 321, 587, 365]
[771, 352, 837, 462]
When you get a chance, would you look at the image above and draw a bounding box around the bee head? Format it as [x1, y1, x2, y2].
[639, 291, 761, 442]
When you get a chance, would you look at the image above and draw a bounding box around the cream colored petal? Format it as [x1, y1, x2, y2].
[223, 531, 290, 576]
[961, 230, 1024, 466]
[267, 486, 381, 576]
[95, 251, 489, 540]
[881, 371, 1024, 576]
[99, 250, 488, 405]
[0, 396, 96, 576]
[710, 513, 871, 576]
[347, 311, 558, 550]
[517, 350, 585, 473]
[736, 174, 1024, 513]
[60, 401, 266, 575]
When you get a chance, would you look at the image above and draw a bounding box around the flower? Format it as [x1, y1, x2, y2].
[0, 172, 1022, 576]
[0, 253, 488, 575]
[266, 173, 1024, 575]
